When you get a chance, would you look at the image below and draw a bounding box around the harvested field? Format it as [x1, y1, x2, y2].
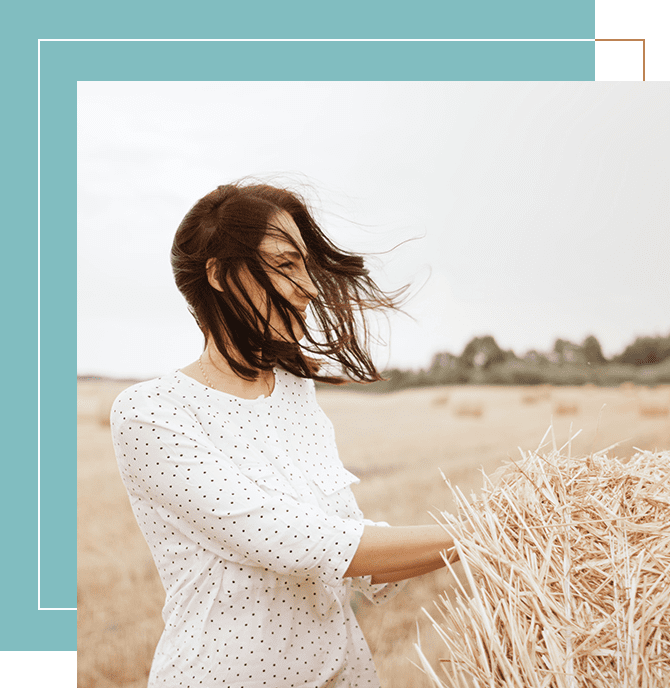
[78, 381, 670, 687]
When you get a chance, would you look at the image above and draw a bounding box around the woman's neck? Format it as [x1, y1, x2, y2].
[182, 344, 275, 400]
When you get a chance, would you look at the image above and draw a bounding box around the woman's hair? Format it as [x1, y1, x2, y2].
[171, 180, 404, 384]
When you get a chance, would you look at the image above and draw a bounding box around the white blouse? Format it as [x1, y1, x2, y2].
[111, 368, 401, 687]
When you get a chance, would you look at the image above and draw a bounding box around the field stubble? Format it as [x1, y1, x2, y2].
[78, 381, 670, 687]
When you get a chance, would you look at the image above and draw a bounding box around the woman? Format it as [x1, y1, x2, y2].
[111, 181, 457, 687]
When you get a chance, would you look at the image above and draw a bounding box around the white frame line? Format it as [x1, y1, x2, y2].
[37, 37, 77, 612]
[35, 33, 593, 612]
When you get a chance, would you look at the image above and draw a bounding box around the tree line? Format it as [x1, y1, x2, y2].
[352, 332, 670, 391]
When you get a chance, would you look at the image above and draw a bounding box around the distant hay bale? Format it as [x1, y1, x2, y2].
[638, 403, 669, 418]
[521, 394, 542, 405]
[433, 395, 450, 407]
[522, 387, 553, 405]
[417, 440, 670, 688]
[554, 401, 579, 416]
[453, 403, 484, 418]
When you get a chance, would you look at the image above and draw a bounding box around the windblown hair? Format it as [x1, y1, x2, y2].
[171, 181, 404, 384]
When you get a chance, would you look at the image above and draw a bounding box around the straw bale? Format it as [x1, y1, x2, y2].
[638, 404, 669, 418]
[418, 437, 670, 687]
[553, 402, 579, 416]
[453, 403, 484, 418]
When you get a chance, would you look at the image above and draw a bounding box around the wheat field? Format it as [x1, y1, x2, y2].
[77, 380, 670, 687]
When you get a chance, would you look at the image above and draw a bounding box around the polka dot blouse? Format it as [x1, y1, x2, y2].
[111, 368, 402, 687]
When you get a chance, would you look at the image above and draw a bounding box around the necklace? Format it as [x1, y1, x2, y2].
[198, 355, 272, 397]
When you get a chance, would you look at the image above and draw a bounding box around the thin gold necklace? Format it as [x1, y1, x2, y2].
[198, 355, 272, 397]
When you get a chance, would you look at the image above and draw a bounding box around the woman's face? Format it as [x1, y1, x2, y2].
[257, 211, 318, 340]
[209, 211, 318, 341]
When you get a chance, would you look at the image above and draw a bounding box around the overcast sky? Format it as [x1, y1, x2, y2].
[77, 81, 669, 379]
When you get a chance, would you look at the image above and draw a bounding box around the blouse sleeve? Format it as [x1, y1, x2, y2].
[111, 389, 364, 589]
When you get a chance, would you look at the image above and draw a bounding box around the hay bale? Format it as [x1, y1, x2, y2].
[417, 438, 670, 687]
[554, 401, 579, 416]
[639, 403, 669, 418]
[453, 402, 484, 418]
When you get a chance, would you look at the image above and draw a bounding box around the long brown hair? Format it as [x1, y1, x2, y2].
[171, 180, 404, 384]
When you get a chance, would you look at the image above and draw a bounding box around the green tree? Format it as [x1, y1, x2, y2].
[614, 334, 670, 365]
[460, 335, 506, 369]
[553, 338, 586, 364]
[553, 338, 572, 359]
[582, 335, 607, 364]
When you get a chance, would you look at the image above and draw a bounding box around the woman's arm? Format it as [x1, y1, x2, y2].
[369, 560, 450, 585]
[343, 525, 457, 581]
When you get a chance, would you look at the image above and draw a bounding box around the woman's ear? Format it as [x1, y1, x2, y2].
[206, 258, 225, 292]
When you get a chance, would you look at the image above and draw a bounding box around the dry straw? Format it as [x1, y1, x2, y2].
[417, 430, 670, 688]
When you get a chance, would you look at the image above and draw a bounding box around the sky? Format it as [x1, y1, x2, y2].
[77, 81, 670, 379]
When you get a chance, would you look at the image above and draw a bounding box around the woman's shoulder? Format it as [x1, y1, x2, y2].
[274, 368, 317, 398]
[110, 372, 189, 421]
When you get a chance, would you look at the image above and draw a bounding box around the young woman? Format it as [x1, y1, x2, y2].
[111, 181, 457, 687]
